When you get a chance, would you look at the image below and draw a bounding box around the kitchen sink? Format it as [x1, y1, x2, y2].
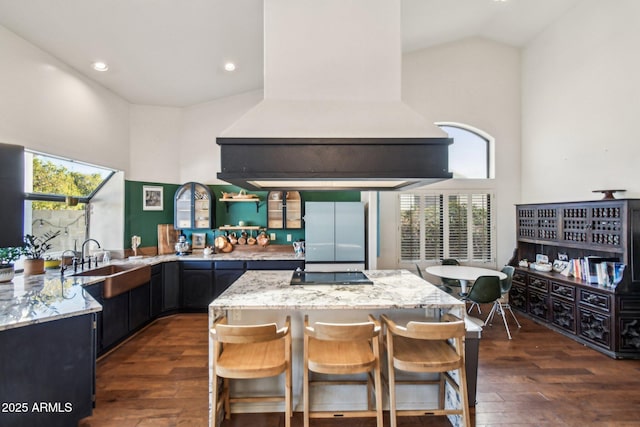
[74, 264, 151, 298]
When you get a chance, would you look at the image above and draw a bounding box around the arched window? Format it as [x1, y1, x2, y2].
[437, 123, 492, 179]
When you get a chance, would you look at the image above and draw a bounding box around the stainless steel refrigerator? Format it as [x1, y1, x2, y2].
[304, 201, 365, 271]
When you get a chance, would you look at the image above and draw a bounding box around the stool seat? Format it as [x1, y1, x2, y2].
[392, 336, 461, 372]
[307, 339, 376, 374]
[217, 340, 287, 378]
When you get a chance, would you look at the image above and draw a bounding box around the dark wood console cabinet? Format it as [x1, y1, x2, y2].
[512, 200, 640, 359]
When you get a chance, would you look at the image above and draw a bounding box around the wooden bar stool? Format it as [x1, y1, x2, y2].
[210, 315, 292, 427]
[381, 313, 471, 427]
[303, 314, 383, 427]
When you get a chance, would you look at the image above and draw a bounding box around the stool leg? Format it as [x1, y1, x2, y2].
[374, 362, 383, 427]
[387, 334, 398, 427]
[303, 336, 310, 427]
[210, 372, 218, 427]
[223, 378, 231, 419]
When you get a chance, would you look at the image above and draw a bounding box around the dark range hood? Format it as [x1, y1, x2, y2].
[215, 0, 452, 191]
[217, 136, 452, 191]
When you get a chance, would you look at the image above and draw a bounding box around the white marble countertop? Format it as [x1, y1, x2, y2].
[210, 269, 464, 311]
[0, 245, 301, 332]
[0, 272, 102, 332]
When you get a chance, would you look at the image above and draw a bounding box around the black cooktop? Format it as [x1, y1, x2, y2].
[290, 271, 373, 286]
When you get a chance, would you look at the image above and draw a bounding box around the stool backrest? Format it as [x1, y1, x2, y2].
[212, 317, 288, 344]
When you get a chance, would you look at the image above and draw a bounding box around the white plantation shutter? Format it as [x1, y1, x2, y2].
[399, 192, 494, 263]
[423, 195, 443, 261]
[471, 194, 492, 261]
[400, 194, 421, 261]
[447, 194, 468, 261]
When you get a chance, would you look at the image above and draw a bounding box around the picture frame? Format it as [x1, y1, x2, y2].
[192, 232, 206, 249]
[143, 186, 163, 211]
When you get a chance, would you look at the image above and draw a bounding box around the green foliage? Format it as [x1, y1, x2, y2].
[23, 231, 61, 259]
[0, 247, 23, 265]
[32, 157, 103, 210]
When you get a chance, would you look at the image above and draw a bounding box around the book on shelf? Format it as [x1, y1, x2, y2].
[570, 256, 624, 287]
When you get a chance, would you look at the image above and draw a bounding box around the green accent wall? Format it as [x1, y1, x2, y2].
[125, 180, 361, 248]
[124, 181, 179, 249]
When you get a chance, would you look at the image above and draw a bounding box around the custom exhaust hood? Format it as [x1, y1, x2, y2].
[217, 0, 452, 191]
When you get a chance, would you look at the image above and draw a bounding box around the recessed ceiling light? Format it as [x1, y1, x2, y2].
[224, 62, 236, 72]
[92, 61, 109, 72]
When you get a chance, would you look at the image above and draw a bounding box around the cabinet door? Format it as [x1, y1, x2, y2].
[304, 202, 335, 262]
[162, 262, 181, 312]
[182, 269, 214, 310]
[214, 269, 244, 298]
[102, 292, 129, 349]
[527, 290, 549, 321]
[267, 191, 285, 228]
[285, 191, 302, 229]
[150, 271, 162, 317]
[174, 182, 213, 229]
[551, 298, 576, 333]
[83, 283, 104, 354]
[129, 282, 151, 331]
[578, 307, 612, 350]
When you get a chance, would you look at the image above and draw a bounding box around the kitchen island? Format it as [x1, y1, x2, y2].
[209, 269, 478, 427]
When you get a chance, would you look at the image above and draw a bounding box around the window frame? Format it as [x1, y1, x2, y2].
[436, 122, 494, 179]
[398, 191, 496, 267]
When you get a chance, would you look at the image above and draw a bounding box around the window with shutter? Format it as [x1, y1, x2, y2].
[400, 192, 494, 264]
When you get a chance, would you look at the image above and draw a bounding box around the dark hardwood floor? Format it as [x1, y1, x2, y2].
[79, 308, 640, 427]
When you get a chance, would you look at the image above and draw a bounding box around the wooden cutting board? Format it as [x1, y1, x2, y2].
[157, 224, 179, 255]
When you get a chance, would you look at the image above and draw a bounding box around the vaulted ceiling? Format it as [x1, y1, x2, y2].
[0, 0, 582, 107]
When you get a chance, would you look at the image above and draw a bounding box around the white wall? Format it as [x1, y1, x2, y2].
[178, 90, 263, 184]
[522, 0, 640, 202]
[377, 37, 522, 269]
[0, 25, 130, 173]
[128, 105, 183, 184]
[127, 92, 264, 185]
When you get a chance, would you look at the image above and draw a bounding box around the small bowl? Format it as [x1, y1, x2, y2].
[533, 263, 552, 272]
[44, 259, 61, 269]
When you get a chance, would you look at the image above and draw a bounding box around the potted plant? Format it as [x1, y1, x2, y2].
[0, 246, 24, 282]
[22, 231, 61, 275]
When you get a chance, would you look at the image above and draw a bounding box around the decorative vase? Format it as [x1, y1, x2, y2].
[23, 259, 45, 275]
[0, 264, 15, 282]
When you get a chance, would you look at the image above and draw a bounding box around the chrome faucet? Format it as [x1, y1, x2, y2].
[81, 239, 101, 270]
[60, 249, 78, 275]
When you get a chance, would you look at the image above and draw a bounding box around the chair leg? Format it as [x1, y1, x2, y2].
[467, 301, 482, 314]
[498, 304, 512, 340]
[505, 304, 522, 328]
[484, 302, 498, 326]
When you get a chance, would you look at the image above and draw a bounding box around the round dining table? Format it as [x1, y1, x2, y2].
[425, 265, 507, 294]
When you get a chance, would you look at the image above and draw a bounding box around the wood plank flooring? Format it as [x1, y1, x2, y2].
[79, 308, 640, 427]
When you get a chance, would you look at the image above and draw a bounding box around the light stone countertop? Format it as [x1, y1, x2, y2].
[210, 269, 464, 311]
[0, 245, 301, 332]
[0, 272, 102, 332]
